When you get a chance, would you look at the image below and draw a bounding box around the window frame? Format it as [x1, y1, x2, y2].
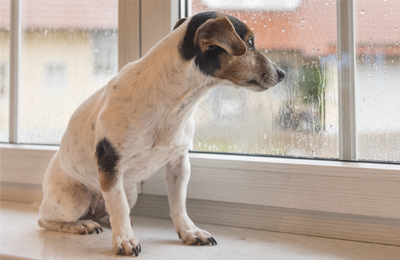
[1, 0, 400, 246]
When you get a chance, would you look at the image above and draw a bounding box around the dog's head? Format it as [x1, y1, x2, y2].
[175, 11, 286, 92]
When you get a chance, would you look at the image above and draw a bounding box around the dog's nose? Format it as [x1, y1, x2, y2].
[277, 69, 286, 80]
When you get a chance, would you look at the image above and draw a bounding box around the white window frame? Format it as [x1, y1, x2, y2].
[1, 0, 400, 246]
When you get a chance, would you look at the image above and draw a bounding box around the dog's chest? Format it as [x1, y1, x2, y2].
[121, 118, 194, 182]
[122, 144, 185, 182]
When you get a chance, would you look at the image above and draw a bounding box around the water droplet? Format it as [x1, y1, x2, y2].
[302, 19, 305, 23]
[363, 98, 366, 101]
[282, 28, 285, 32]
[361, 10, 364, 14]
[263, 24, 266, 27]
[312, 48, 315, 52]
[395, 27, 398, 30]
[263, 134, 267, 139]
[264, 50, 268, 53]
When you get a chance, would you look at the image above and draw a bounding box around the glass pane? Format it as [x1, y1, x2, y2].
[355, 0, 400, 162]
[19, 0, 118, 144]
[0, 0, 10, 142]
[190, 0, 339, 158]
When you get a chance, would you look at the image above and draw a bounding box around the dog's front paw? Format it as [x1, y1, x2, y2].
[177, 227, 217, 246]
[113, 233, 141, 256]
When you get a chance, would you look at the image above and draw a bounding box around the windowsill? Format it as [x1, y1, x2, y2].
[1, 201, 400, 260]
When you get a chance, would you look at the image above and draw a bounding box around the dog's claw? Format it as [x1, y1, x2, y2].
[94, 227, 100, 234]
[137, 244, 141, 254]
[207, 237, 215, 245]
[196, 237, 205, 246]
[132, 247, 138, 256]
[210, 236, 217, 245]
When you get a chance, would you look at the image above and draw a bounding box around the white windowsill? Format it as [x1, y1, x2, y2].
[2, 143, 400, 247]
[1, 200, 400, 260]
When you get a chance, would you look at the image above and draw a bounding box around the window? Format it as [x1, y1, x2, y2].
[0, 0, 10, 142]
[191, 0, 340, 159]
[92, 30, 118, 79]
[16, 0, 118, 144]
[43, 62, 67, 94]
[355, 0, 400, 162]
[1, 0, 400, 247]
[203, 0, 303, 11]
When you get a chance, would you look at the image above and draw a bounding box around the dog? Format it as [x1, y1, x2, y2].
[38, 11, 286, 256]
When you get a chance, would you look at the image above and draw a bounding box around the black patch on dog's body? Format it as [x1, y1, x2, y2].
[179, 11, 248, 76]
[96, 138, 119, 175]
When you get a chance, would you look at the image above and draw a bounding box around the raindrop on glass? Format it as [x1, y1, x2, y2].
[361, 10, 365, 14]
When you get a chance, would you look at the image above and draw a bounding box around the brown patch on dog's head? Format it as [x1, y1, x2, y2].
[172, 17, 187, 30]
[194, 16, 246, 56]
[180, 11, 286, 91]
[174, 17, 187, 30]
[214, 33, 286, 91]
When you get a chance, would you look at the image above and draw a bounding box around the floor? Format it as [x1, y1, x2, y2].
[1, 201, 400, 260]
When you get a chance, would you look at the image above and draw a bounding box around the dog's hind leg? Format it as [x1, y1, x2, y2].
[38, 154, 103, 235]
[166, 153, 217, 246]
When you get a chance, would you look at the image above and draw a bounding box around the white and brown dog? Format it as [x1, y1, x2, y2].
[38, 11, 285, 256]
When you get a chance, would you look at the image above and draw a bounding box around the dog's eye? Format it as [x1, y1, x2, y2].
[247, 38, 254, 50]
[207, 45, 217, 51]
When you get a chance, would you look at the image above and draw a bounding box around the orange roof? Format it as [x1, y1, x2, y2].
[193, 0, 400, 57]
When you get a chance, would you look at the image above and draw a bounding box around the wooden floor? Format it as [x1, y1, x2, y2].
[1, 201, 400, 260]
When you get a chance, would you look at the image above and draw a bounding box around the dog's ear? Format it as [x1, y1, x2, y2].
[173, 17, 187, 30]
[194, 16, 247, 56]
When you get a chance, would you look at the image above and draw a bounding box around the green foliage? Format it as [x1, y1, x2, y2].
[298, 65, 323, 104]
